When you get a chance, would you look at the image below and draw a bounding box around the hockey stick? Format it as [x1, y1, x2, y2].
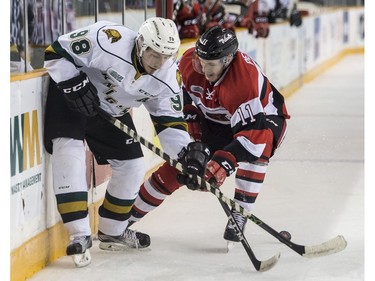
[219, 200, 279, 271]
[97, 108, 279, 272]
[217, 198, 275, 270]
[248, 214, 347, 258]
[97, 108, 347, 258]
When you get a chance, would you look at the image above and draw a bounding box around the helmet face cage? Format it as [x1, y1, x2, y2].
[195, 26, 238, 61]
[136, 17, 180, 70]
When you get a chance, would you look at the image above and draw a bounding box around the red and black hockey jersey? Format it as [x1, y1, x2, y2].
[179, 47, 290, 162]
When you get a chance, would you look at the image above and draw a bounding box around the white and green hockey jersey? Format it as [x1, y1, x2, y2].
[44, 20, 190, 158]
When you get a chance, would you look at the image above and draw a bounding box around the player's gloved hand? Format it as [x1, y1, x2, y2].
[177, 142, 210, 190]
[289, 5, 302, 27]
[56, 71, 100, 117]
[183, 104, 203, 142]
[248, 13, 269, 38]
[204, 150, 238, 188]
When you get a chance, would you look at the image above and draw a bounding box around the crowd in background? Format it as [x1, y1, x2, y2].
[173, 0, 303, 40]
[11, 0, 362, 73]
[10, 0, 76, 72]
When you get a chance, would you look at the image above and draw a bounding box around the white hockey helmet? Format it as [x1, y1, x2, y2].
[136, 17, 181, 57]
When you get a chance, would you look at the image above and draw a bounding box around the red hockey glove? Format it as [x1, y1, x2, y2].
[204, 150, 238, 188]
[183, 104, 203, 142]
[248, 13, 269, 38]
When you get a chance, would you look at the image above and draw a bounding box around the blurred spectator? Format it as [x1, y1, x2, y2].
[267, 0, 302, 27]
[10, 0, 77, 72]
[197, 0, 234, 33]
[225, 0, 270, 38]
[31, 0, 75, 46]
[10, 0, 34, 73]
[174, 0, 236, 39]
[223, 0, 302, 39]
[30, 0, 76, 68]
[174, 0, 201, 38]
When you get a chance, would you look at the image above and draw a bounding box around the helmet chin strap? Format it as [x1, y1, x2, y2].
[135, 37, 147, 68]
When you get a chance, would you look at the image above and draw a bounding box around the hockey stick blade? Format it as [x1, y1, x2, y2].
[249, 214, 348, 257]
[302, 235, 347, 258]
[97, 108, 280, 271]
[97, 109, 345, 259]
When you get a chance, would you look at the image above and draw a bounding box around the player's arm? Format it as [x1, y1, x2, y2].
[44, 43, 81, 82]
[146, 91, 191, 159]
[44, 23, 106, 116]
[44, 20, 117, 82]
[146, 92, 211, 190]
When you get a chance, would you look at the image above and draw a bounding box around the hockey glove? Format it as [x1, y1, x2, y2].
[289, 5, 302, 27]
[183, 104, 203, 142]
[248, 13, 269, 38]
[204, 150, 238, 188]
[56, 71, 100, 117]
[177, 142, 210, 190]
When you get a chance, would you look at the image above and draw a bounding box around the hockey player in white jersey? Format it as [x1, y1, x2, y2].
[43, 17, 210, 267]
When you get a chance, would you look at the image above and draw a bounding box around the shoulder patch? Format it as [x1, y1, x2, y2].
[103, 29, 122, 43]
[176, 69, 182, 87]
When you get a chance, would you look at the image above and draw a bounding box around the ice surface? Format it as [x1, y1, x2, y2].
[26, 54, 365, 281]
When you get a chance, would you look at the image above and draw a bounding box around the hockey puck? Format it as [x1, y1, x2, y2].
[279, 230, 292, 241]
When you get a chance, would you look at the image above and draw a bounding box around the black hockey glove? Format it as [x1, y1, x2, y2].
[176, 142, 210, 190]
[289, 5, 302, 27]
[56, 71, 100, 117]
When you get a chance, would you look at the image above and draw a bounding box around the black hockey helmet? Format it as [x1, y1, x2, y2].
[195, 26, 238, 60]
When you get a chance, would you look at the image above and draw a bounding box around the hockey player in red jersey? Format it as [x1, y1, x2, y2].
[130, 25, 290, 244]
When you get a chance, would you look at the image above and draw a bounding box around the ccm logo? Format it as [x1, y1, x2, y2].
[62, 77, 89, 93]
[221, 161, 234, 175]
